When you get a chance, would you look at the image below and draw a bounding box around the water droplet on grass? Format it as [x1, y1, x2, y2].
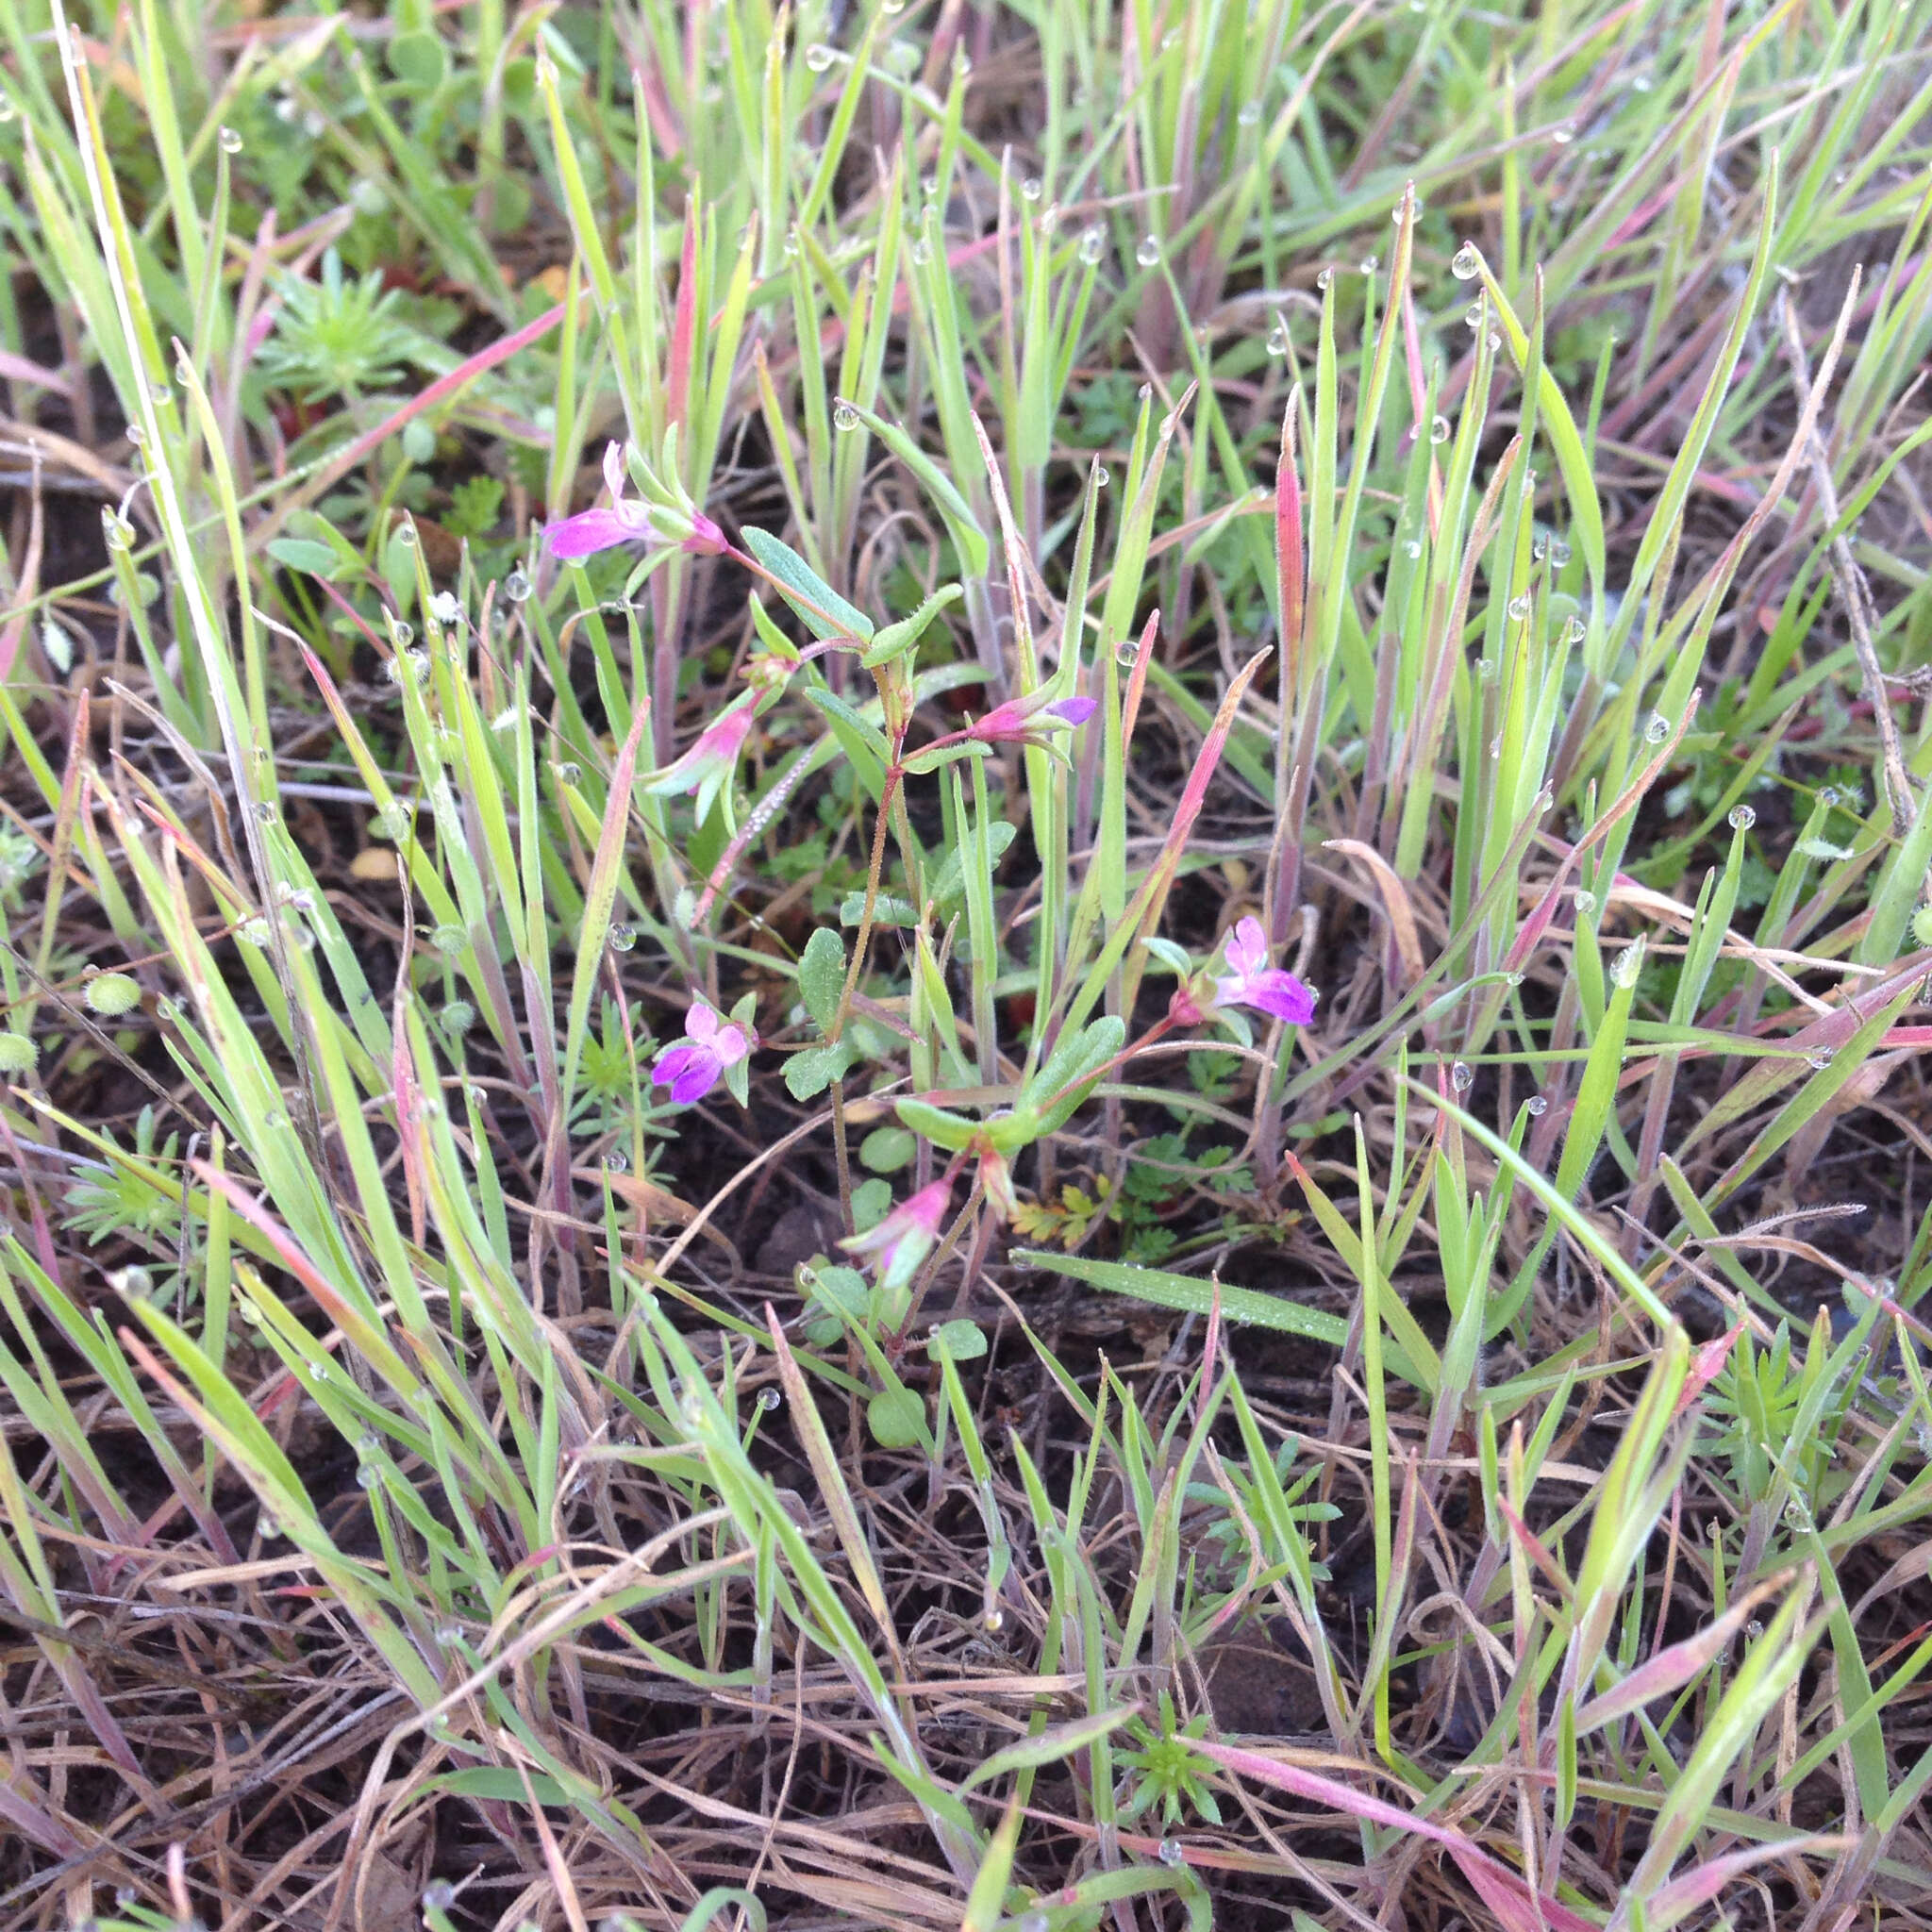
[1079, 225, 1105, 263]
[1728, 804, 1757, 830]
[1526, 1094, 1548, 1117]
[1450, 1060, 1474, 1092]
[1430, 414, 1450, 443]
[833, 399, 860, 431]
[1136, 235, 1160, 267]
[1451, 242, 1480, 278]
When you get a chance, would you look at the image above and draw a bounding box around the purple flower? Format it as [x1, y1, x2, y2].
[841, 1176, 953, 1292]
[651, 1001, 756, 1105]
[1213, 917, 1315, 1024]
[968, 691, 1097, 744]
[544, 441, 725, 561]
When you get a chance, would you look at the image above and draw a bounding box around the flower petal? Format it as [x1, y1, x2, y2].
[671, 1052, 722, 1104]
[602, 441, 629, 502]
[1224, 916, 1269, 977]
[652, 1043, 698, 1091]
[685, 1003, 720, 1041]
[544, 508, 640, 559]
[1245, 970, 1316, 1024]
[1048, 696, 1097, 725]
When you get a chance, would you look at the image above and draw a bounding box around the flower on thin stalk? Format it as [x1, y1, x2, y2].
[1212, 917, 1315, 1024]
[642, 697, 755, 826]
[842, 1176, 952, 1293]
[968, 691, 1096, 747]
[652, 1002, 756, 1106]
[544, 441, 726, 561]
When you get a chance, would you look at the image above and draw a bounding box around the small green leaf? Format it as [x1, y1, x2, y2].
[928, 823, 1017, 908]
[799, 926, 846, 1035]
[785, 1041, 857, 1100]
[266, 538, 345, 579]
[742, 526, 874, 641]
[852, 1177, 892, 1230]
[929, 1319, 987, 1362]
[861, 583, 964, 668]
[838, 890, 919, 927]
[867, 1387, 926, 1448]
[859, 1126, 916, 1173]
[389, 29, 448, 91]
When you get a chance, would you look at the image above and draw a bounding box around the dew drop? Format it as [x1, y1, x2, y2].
[1266, 322, 1288, 355]
[555, 760, 581, 787]
[1643, 711, 1671, 744]
[758, 1387, 782, 1411]
[1079, 225, 1105, 264]
[1404, 539, 1423, 559]
[804, 42, 835, 71]
[1573, 889, 1597, 917]
[391, 621, 415, 649]
[984, 1607, 1005, 1632]
[1550, 538, 1572, 565]
[1238, 100, 1262, 126]
[1359, 254, 1378, 275]
[1526, 1094, 1548, 1116]
[608, 923, 638, 954]
[833, 399, 860, 432]
[1487, 330, 1503, 352]
[125, 423, 147, 447]
[1560, 614, 1586, 645]
[953, 47, 971, 75]
[1450, 1060, 1474, 1092]
[356, 1464, 380, 1490]
[1465, 303, 1485, 330]
[1507, 592, 1531, 620]
[1632, 71, 1653, 92]
[602, 1148, 629, 1172]
[254, 800, 277, 825]
[1551, 121, 1577, 145]
[1158, 1838, 1185, 1867]
[423, 1882, 457, 1912]
[504, 566, 531, 602]
[435, 1624, 461, 1645]
[219, 124, 242, 154]
[910, 235, 932, 266]
[1430, 413, 1450, 444]
[1806, 1049, 1835, 1071]
[1315, 266, 1332, 290]
[1728, 804, 1757, 831]
[1136, 234, 1160, 268]
[1160, 27, 1181, 51]
[1092, 464, 1110, 488]
[1451, 242, 1480, 279]
[1021, 175, 1042, 202]
[102, 508, 135, 551]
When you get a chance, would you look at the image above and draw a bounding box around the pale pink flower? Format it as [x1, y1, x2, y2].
[652, 1001, 756, 1105]
[841, 1176, 953, 1292]
[643, 700, 756, 823]
[1212, 917, 1315, 1024]
[544, 441, 725, 560]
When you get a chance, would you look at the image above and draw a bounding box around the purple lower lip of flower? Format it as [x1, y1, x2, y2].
[1047, 696, 1097, 725]
[652, 1041, 728, 1104]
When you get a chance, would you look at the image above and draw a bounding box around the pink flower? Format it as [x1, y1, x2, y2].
[643, 699, 755, 823]
[1213, 917, 1315, 1024]
[652, 1001, 756, 1105]
[544, 441, 725, 561]
[841, 1176, 953, 1292]
[968, 692, 1096, 744]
